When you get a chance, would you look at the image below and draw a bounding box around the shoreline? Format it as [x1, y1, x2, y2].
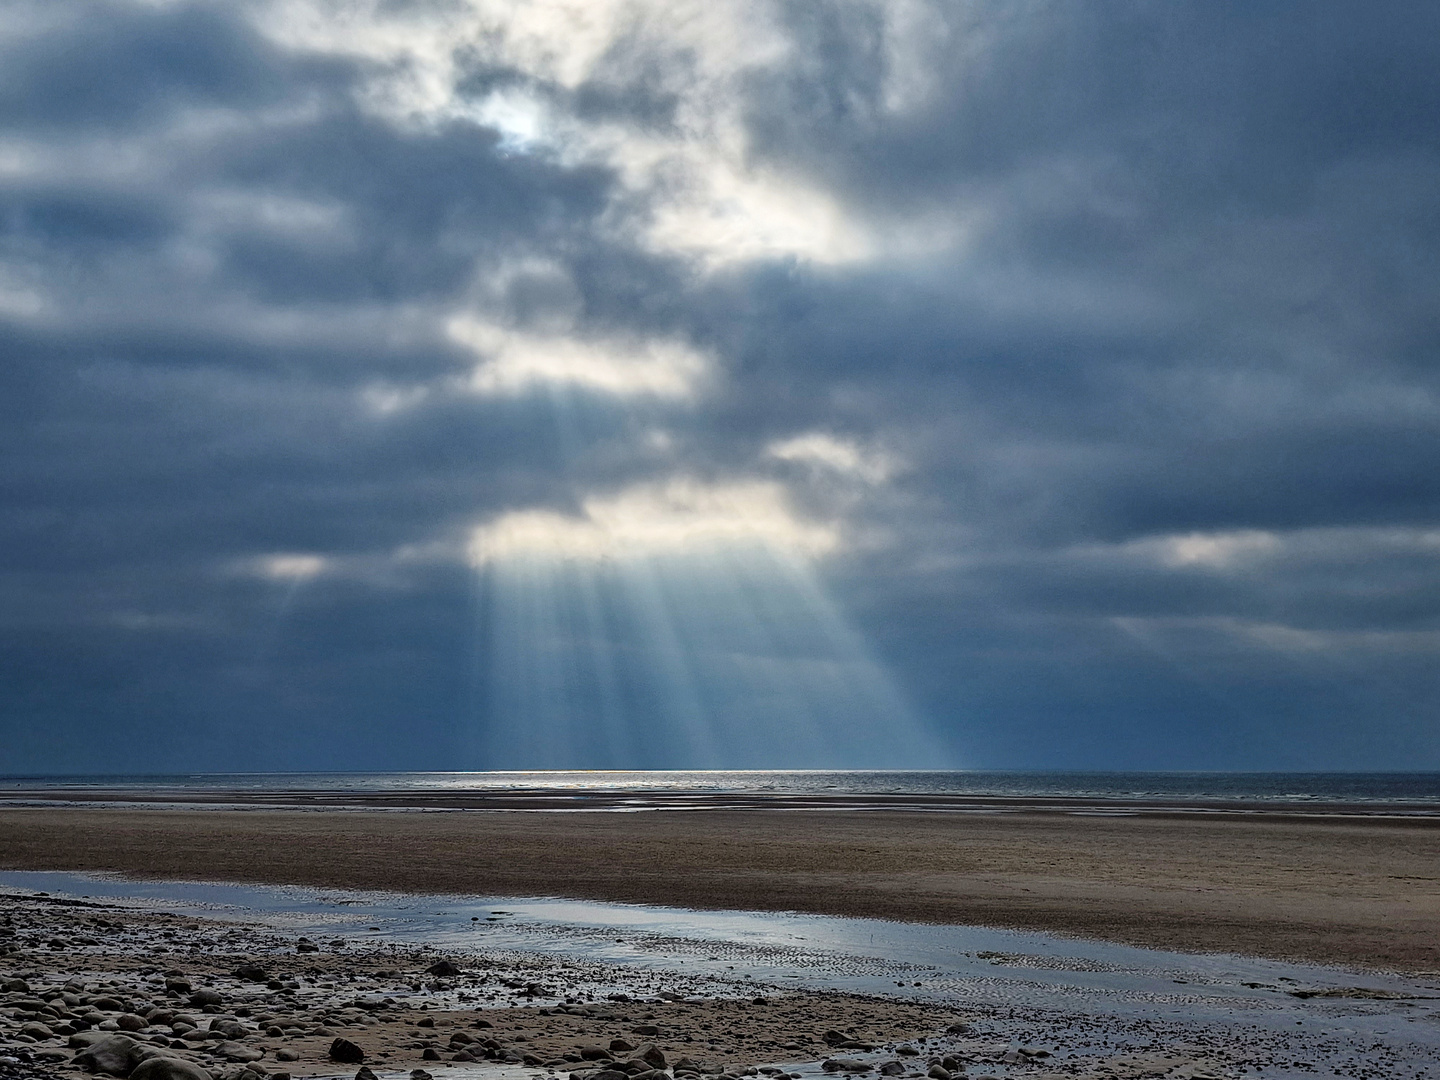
[3, 786, 1439, 819]
[1, 808, 1437, 975]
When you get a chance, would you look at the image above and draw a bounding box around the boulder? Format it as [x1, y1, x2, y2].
[610, 1040, 637, 1054]
[20, 1022, 55, 1040]
[216, 1042, 263, 1063]
[355, 1068, 378, 1080]
[74, 1034, 147, 1076]
[634, 1044, 667, 1070]
[117, 1015, 149, 1033]
[927, 1067, 951, 1080]
[425, 961, 461, 977]
[188, 992, 223, 1009]
[232, 967, 267, 983]
[329, 1040, 364, 1065]
[129, 1057, 214, 1080]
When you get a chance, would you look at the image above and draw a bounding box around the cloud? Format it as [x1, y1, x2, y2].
[449, 317, 710, 400]
[767, 432, 895, 484]
[467, 478, 838, 565]
[2, 1, 1440, 770]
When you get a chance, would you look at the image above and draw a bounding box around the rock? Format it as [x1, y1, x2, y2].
[355, 1068, 378, 1080]
[74, 1032, 116, 1048]
[420, 1049, 440, 1062]
[217, 1043, 263, 1063]
[944, 1024, 971, 1036]
[940, 1057, 962, 1072]
[425, 961, 461, 977]
[188, 992, 223, 1009]
[897, 1046, 919, 1057]
[232, 967, 267, 984]
[416, 1017, 434, 1029]
[328, 1039, 364, 1065]
[209, 1021, 248, 1040]
[74, 1034, 147, 1076]
[447, 1032, 474, 1046]
[581, 1047, 613, 1061]
[591, 1071, 628, 1080]
[117, 1015, 148, 1033]
[2, 978, 30, 992]
[129, 1057, 214, 1080]
[20, 1022, 55, 1040]
[522, 1054, 544, 1067]
[274, 1051, 298, 1063]
[823, 1062, 872, 1074]
[92, 998, 128, 1013]
[411, 1071, 433, 1080]
[610, 1040, 637, 1054]
[165, 980, 192, 995]
[880, 1064, 904, 1076]
[927, 1068, 951, 1080]
[631, 1026, 660, 1037]
[634, 1044, 666, 1070]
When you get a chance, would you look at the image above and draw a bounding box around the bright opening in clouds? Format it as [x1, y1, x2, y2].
[468, 479, 838, 565]
[450, 319, 711, 400]
[3, 0, 1439, 771]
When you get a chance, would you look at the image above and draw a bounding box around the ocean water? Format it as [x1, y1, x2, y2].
[2, 770, 1439, 806]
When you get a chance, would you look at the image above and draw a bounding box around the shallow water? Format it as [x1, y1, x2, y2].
[3, 870, 1439, 1080]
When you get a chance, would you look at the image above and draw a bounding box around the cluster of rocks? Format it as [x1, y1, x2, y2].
[0, 891, 1011, 1080]
[0, 971, 294, 1080]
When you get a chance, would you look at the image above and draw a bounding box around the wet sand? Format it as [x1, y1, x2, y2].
[1, 808, 1437, 973]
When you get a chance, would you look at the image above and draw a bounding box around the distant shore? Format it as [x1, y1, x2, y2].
[1, 806, 1437, 974]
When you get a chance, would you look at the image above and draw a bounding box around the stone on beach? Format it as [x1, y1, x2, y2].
[129, 1057, 214, 1080]
[74, 1034, 148, 1076]
[328, 1038, 365, 1064]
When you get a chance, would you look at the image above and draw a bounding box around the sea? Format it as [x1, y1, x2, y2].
[1, 770, 1439, 812]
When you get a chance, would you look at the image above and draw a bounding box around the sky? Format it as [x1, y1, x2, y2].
[2, 0, 1439, 774]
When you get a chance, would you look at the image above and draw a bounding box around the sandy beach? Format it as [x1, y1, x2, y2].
[0, 808, 1436, 974]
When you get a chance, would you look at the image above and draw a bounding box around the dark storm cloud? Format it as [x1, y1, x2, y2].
[1, 0, 1438, 771]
